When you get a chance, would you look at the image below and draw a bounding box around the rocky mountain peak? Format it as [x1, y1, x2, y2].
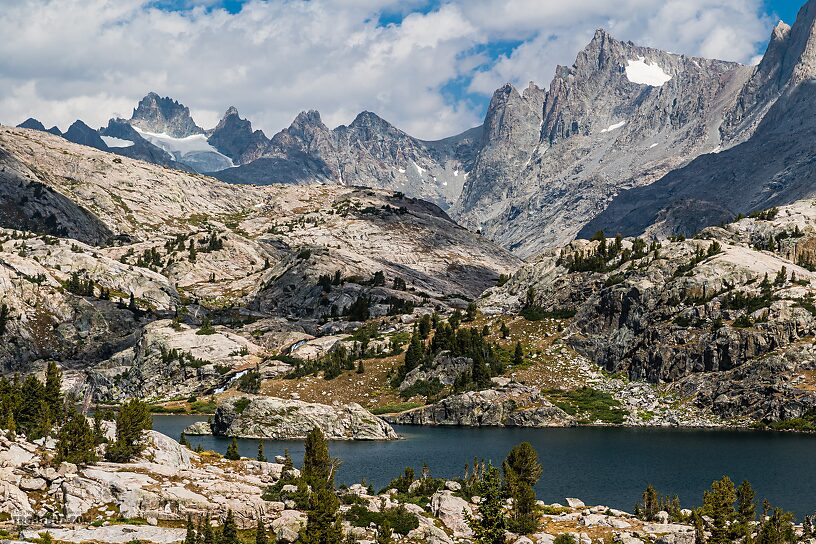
[208, 106, 269, 164]
[63, 120, 108, 150]
[129, 92, 203, 138]
[17, 118, 46, 132]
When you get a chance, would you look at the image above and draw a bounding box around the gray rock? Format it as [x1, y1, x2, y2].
[212, 395, 398, 440]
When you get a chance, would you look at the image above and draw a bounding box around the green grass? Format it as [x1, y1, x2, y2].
[399, 378, 444, 400]
[544, 387, 626, 424]
[189, 399, 217, 414]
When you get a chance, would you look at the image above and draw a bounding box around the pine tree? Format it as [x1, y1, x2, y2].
[220, 510, 239, 544]
[466, 302, 477, 322]
[105, 399, 152, 462]
[202, 515, 215, 544]
[179, 433, 191, 448]
[303, 427, 333, 489]
[225, 437, 240, 460]
[54, 408, 97, 466]
[637, 484, 659, 521]
[283, 448, 294, 470]
[43, 362, 64, 423]
[185, 515, 198, 544]
[500, 322, 510, 339]
[503, 442, 542, 535]
[702, 476, 737, 544]
[257, 440, 267, 462]
[513, 342, 524, 366]
[376, 521, 393, 544]
[301, 427, 342, 544]
[466, 464, 506, 544]
[756, 507, 795, 544]
[735, 479, 756, 536]
[403, 329, 424, 375]
[17, 374, 47, 438]
[255, 517, 268, 544]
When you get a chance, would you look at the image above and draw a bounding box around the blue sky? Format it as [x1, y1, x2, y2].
[0, 0, 808, 139]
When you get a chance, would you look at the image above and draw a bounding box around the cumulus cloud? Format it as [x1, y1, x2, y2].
[0, 0, 774, 139]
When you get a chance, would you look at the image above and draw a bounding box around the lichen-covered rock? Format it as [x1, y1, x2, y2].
[213, 395, 398, 440]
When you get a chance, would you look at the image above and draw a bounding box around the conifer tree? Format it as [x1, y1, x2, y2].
[376, 521, 393, 544]
[44, 362, 64, 423]
[300, 427, 342, 544]
[185, 515, 197, 544]
[466, 464, 506, 544]
[702, 476, 737, 544]
[179, 433, 191, 448]
[500, 322, 510, 339]
[503, 442, 542, 534]
[17, 374, 47, 438]
[257, 440, 267, 462]
[225, 437, 241, 460]
[202, 515, 215, 544]
[55, 408, 97, 466]
[255, 517, 268, 544]
[220, 510, 239, 544]
[513, 342, 524, 366]
[105, 399, 152, 462]
[303, 427, 333, 488]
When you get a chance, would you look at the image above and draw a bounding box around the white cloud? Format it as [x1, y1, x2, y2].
[0, 0, 774, 140]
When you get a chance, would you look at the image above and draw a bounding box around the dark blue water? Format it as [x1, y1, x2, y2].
[153, 415, 816, 517]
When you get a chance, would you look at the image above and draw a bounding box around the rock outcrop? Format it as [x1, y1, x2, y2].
[212, 395, 399, 440]
[386, 383, 574, 427]
[483, 201, 816, 422]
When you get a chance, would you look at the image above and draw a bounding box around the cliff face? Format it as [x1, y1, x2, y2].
[452, 29, 749, 256]
[482, 200, 816, 422]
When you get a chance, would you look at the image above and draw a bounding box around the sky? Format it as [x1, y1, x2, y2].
[0, 0, 807, 140]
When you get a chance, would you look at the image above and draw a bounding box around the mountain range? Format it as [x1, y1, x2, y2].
[15, 0, 816, 258]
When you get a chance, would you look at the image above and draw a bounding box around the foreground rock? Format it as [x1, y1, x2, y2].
[213, 394, 399, 440]
[386, 382, 574, 427]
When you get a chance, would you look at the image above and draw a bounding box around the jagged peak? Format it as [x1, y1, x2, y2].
[291, 110, 324, 127]
[224, 106, 240, 118]
[773, 19, 793, 40]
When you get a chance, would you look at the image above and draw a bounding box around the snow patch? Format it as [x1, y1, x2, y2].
[649, 143, 659, 149]
[100, 135, 134, 148]
[625, 57, 672, 87]
[600, 121, 626, 133]
[398, 168, 406, 174]
[132, 127, 234, 166]
[412, 161, 424, 176]
[453, 170, 459, 177]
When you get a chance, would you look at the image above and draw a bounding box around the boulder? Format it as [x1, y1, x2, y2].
[430, 490, 473, 538]
[183, 421, 213, 435]
[566, 498, 585, 508]
[272, 510, 307, 542]
[212, 395, 398, 440]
